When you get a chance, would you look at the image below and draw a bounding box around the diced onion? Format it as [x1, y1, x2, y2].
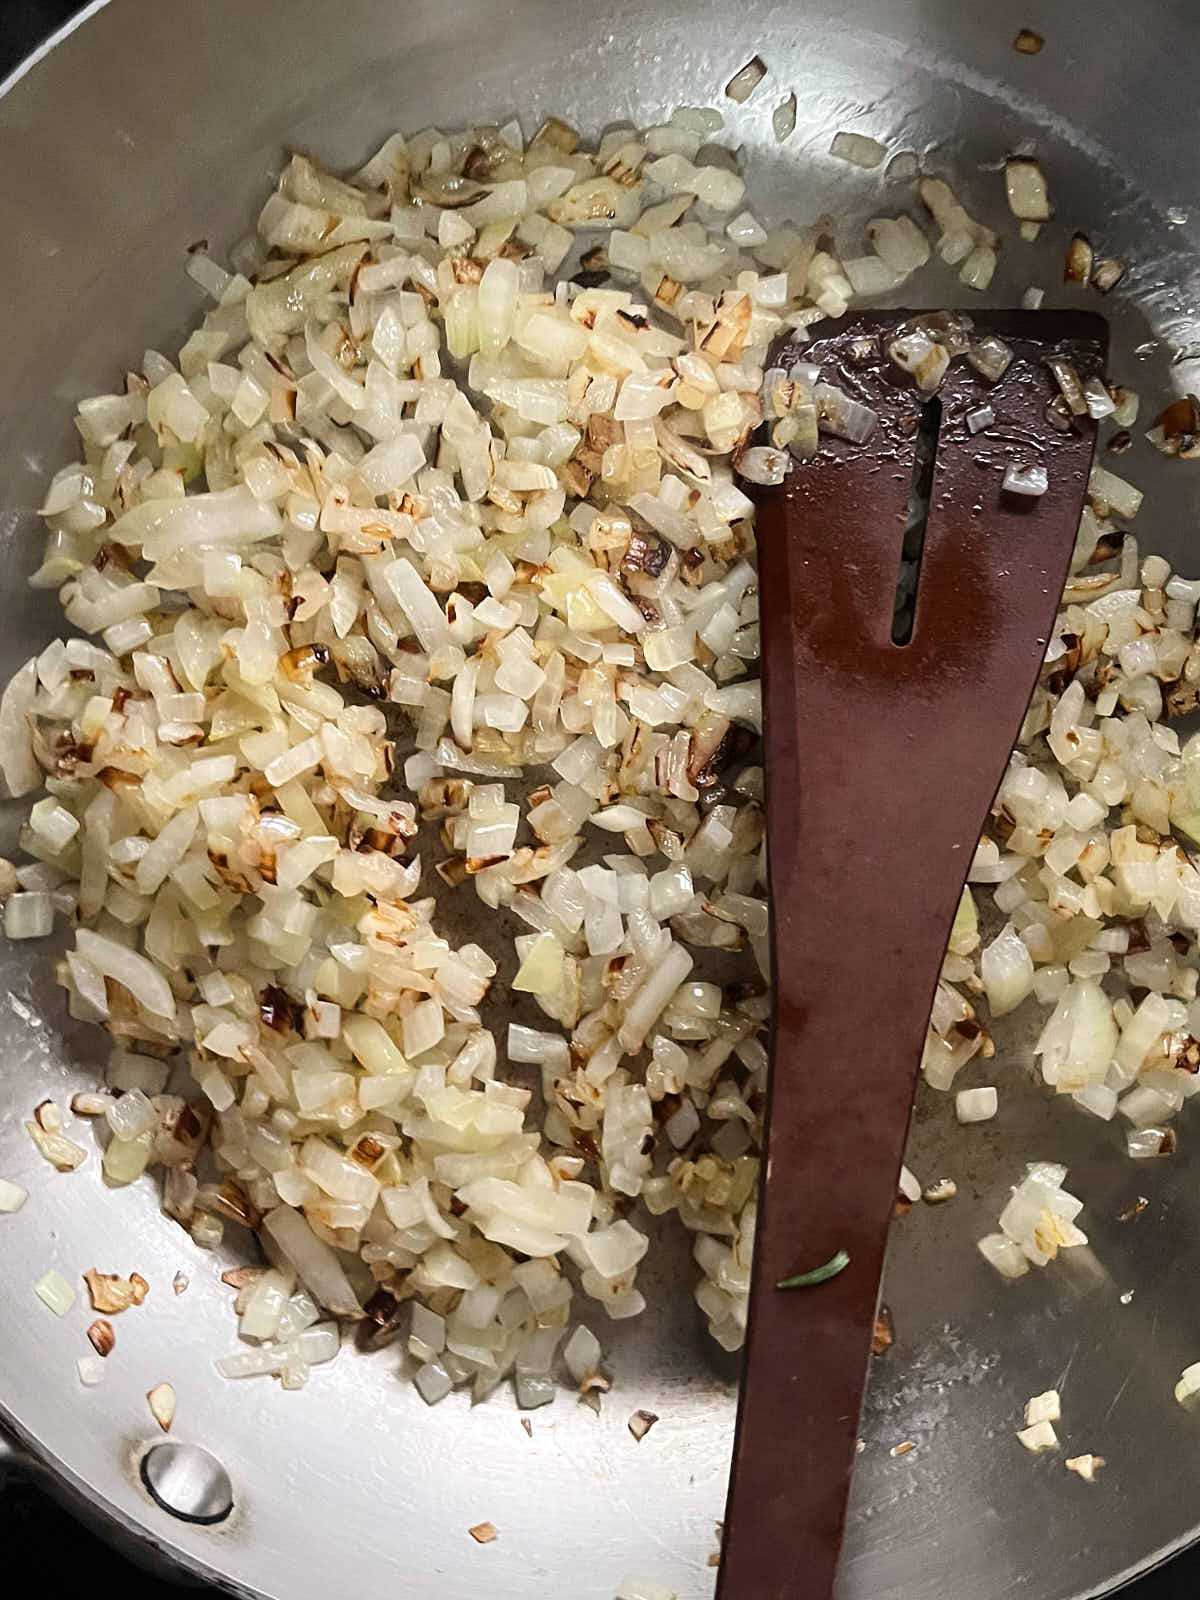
[34, 1269, 76, 1317]
[1002, 463, 1049, 498]
[956, 1087, 998, 1124]
[6, 83, 1191, 1429]
[1017, 1419, 1059, 1453]
[830, 131, 887, 169]
[724, 56, 766, 103]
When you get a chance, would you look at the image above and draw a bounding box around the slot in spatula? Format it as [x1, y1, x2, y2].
[718, 308, 1108, 1600]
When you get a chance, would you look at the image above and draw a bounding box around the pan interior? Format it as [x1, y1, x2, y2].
[1, 4, 1199, 1598]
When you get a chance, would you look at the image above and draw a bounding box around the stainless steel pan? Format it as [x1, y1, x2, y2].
[3, 2, 1200, 1596]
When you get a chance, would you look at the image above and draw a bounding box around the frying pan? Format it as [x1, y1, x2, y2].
[2, 2, 1200, 1596]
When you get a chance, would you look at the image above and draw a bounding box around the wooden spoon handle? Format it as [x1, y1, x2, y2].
[717, 642, 971, 1599]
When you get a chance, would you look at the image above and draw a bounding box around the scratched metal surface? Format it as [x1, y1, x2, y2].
[2, 2, 1200, 1597]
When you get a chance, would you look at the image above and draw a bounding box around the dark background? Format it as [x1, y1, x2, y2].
[0, 3, 1194, 1596]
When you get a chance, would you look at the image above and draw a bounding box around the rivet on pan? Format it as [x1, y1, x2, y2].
[140, 1441, 233, 1526]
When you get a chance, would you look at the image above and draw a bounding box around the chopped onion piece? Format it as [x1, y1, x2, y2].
[898, 1164, 922, 1204]
[1005, 158, 1051, 222]
[724, 56, 766, 103]
[1089, 462, 1142, 519]
[959, 244, 997, 292]
[772, 94, 797, 143]
[414, 1359, 454, 1406]
[1024, 1390, 1061, 1426]
[1002, 463, 1049, 498]
[1083, 378, 1116, 419]
[815, 384, 877, 443]
[978, 1233, 1029, 1279]
[968, 336, 1013, 383]
[1176, 1362, 1200, 1408]
[1017, 1419, 1059, 1453]
[75, 929, 176, 1020]
[513, 932, 565, 994]
[262, 1206, 362, 1317]
[147, 1382, 176, 1432]
[830, 131, 886, 169]
[5, 892, 54, 940]
[77, 1355, 106, 1387]
[956, 1087, 998, 1124]
[737, 447, 789, 486]
[34, 1269, 75, 1316]
[616, 1578, 677, 1600]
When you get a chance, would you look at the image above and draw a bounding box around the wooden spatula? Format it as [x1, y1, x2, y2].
[717, 309, 1108, 1600]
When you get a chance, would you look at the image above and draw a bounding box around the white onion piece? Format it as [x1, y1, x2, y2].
[1176, 1363, 1200, 1408]
[772, 95, 798, 143]
[239, 1268, 294, 1341]
[956, 1087, 998, 1124]
[898, 1164, 922, 1203]
[110, 486, 282, 555]
[357, 433, 426, 496]
[868, 216, 930, 273]
[966, 405, 994, 435]
[844, 256, 900, 296]
[616, 1575, 678, 1600]
[830, 131, 887, 169]
[304, 321, 366, 410]
[724, 57, 766, 102]
[1024, 1390, 1061, 1426]
[1089, 463, 1143, 519]
[384, 558, 452, 652]
[618, 943, 693, 1053]
[977, 1233, 1029, 1279]
[1017, 1419, 1059, 1453]
[414, 1360, 453, 1405]
[75, 929, 176, 1020]
[77, 1355, 106, 1387]
[814, 384, 877, 443]
[5, 892, 53, 940]
[563, 1324, 602, 1386]
[478, 259, 521, 359]
[262, 1206, 363, 1318]
[1005, 159, 1052, 222]
[135, 806, 198, 895]
[0, 660, 41, 799]
[1034, 980, 1116, 1092]
[34, 1270, 75, 1316]
[1002, 463, 1048, 498]
[981, 924, 1034, 1016]
[737, 447, 789, 486]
